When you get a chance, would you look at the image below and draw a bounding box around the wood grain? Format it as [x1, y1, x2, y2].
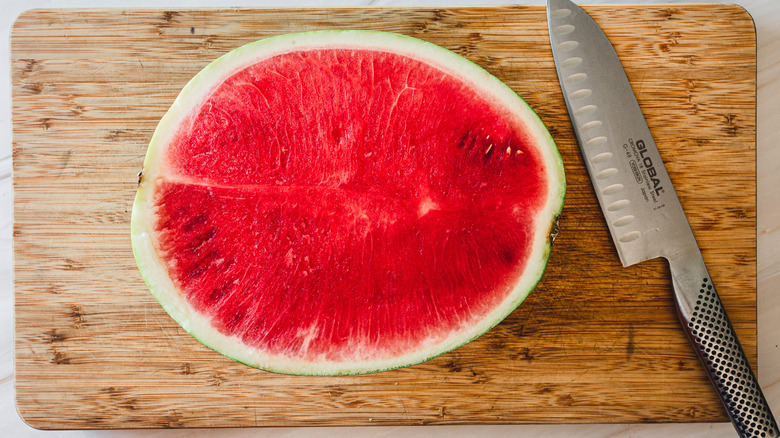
[11, 5, 756, 429]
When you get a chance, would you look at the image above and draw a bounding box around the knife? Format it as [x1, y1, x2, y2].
[546, 0, 778, 436]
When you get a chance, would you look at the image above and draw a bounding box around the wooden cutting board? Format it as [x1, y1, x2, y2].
[11, 5, 757, 429]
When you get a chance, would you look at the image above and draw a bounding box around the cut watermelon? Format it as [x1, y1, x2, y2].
[131, 30, 565, 375]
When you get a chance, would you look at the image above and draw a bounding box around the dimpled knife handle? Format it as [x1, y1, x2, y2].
[672, 257, 779, 438]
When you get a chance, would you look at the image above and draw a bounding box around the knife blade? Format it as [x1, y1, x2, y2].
[547, 0, 779, 436]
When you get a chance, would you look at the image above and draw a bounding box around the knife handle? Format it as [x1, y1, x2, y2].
[670, 255, 779, 438]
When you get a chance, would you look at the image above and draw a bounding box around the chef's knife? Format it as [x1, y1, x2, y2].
[547, 0, 778, 436]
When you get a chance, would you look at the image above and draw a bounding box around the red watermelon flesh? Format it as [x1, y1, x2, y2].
[133, 31, 564, 375]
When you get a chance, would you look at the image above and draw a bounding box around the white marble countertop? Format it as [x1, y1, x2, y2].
[2, 0, 778, 436]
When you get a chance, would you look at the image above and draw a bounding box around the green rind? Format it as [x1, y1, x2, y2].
[131, 30, 566, 376]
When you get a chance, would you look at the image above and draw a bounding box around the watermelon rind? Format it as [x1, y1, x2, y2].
[131, 30, 565, 376]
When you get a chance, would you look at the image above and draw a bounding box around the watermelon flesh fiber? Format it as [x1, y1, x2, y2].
[136, 32, 563, 375]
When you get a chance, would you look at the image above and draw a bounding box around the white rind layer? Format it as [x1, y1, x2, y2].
[131, 30, 565, 376]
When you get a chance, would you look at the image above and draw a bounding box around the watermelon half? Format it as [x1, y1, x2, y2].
[131, 30, 565, 376]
